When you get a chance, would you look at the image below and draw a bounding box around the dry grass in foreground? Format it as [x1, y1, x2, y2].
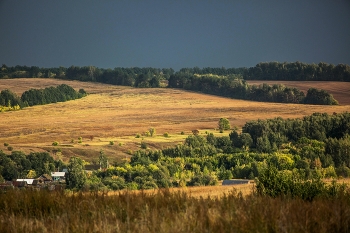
[0, 78, 349, 162]
[0, 188, 349, 233]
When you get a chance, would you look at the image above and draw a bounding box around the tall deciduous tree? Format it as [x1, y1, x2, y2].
[66, 157, 86, 190]
[149, 128, 156, 137]
[99, 150, 109, 170]
[218, 118, 231, 131]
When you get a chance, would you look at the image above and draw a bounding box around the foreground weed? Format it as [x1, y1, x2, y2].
[0, 188, 349, 233]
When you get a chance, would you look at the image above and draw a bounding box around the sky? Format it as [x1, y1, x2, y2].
[0, 1, 350, 71]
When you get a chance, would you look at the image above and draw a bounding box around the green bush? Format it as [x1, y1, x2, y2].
[4, 143, 9, 147]
[109, 141, 114, 145]
[127, 181, 138, 190]
[78, 88, 87, 96]
[149, 127, 156, 137]
[102, 177, 126, 190]
[7, 146, 13, 151]
[217, 168, 233, 180]
[336, 165, 350, 178]
[256, 166, 348, 201]
[163, 132, 169, 137]
[52, 141, 59, 146]
[141, 141, 148, 149]
[187, 173, 218, 186]
[218, 118, 231, 131]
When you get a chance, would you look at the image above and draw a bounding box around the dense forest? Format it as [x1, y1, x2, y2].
[1, 61, 345, 105]
[1, 112, 349, 191]
[245, 62, 350, 81]
[1, 61, 349, 82]
[0, 84, 87, 111]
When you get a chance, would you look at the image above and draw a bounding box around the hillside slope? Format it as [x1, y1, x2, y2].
[0, 78, 349, 162]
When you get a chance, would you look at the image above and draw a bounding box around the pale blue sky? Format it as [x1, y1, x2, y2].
[1, 1, 349, 70]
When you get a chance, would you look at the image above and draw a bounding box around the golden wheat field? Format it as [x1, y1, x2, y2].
[109, 182, 256, 198]
[0, 78, 349, 163]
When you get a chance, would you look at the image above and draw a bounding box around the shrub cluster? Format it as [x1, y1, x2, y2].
[21, 84, 86, 106]
[256, 166, 348, 201]
[0, 151, 61, 181]
[0, 84, 87, 110]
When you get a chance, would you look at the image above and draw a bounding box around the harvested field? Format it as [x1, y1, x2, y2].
[114, 178, 350, 199]
[0, 78, 349, 162]
[112, 182, 256, 198]
[167, 181, 255, 198]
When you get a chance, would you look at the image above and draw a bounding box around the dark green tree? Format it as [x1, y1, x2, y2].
[218, 118, 231, 131]
[99, 150, 109, 170]
[66, 157, 87, 190]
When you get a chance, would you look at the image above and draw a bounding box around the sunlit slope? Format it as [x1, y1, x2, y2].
[0, 78, 349, 161]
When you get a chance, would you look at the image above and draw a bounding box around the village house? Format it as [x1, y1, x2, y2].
[51, 172, 66, 182]
[222, 179, 251, 185]
[37, 174, 53, 184]
[16, 179, 35, 185]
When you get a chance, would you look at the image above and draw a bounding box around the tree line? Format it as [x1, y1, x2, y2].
[1, 62, 343, 105]
[168, 74, 338, 105]
[1, 112, 349, 191]
[0, 84, 87, 110]
[245, 61, 350, 81]
[2, 61, 349, 82]
[0, 64, 174, 86]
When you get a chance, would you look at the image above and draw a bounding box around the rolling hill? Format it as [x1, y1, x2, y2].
[0, 78, 349, 163]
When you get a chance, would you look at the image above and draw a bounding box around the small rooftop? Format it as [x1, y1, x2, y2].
[222, 179, 251, 185]
[16, 179, 34, 185]
[51, 172, 66, 177]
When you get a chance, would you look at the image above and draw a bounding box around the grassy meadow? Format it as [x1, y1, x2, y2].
[1, 78, 349, 163]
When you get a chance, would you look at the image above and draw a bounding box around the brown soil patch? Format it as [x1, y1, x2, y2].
[0, 78, 349, 162]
